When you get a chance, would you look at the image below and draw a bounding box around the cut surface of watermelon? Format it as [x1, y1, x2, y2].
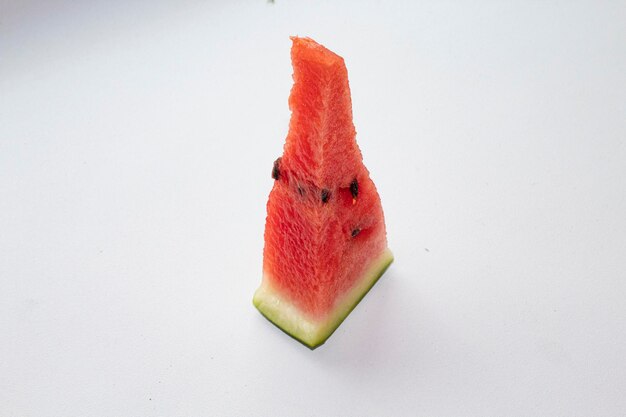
[254, 37, 393, 348]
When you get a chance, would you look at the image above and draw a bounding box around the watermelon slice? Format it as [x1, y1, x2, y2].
[253, 37, 393, 348]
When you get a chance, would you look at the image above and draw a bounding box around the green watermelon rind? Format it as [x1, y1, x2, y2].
[253, 248, 394, 349]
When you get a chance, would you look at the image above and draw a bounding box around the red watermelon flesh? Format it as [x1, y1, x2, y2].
[253, 37, 393, 348]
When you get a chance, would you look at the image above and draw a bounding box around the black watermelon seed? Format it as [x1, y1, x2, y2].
[271, 157, 282, 180]
[321, 189, 330, 203]
[297, 185, 305, 196]
[351, 228, 361, 238]
[350, 178, 359, 199]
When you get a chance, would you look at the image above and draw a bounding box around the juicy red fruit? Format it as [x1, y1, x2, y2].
[262, 37, 389, 319]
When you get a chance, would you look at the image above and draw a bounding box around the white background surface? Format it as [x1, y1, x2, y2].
[2, 1, 625, 416]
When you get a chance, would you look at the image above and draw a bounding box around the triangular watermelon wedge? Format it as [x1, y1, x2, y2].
[253, 37, 393, 348]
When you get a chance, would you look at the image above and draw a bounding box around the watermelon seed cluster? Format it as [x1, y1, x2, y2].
[271, 160, 361, 216]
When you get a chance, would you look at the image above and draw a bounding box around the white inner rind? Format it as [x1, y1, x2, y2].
[253, 248, 393, 348]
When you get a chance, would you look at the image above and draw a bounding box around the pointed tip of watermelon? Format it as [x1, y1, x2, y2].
[253, 248, 394, 349]
[289, 36, 344, 68]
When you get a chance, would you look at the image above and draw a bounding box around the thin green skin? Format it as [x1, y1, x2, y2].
[253, 254, 394, 349]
